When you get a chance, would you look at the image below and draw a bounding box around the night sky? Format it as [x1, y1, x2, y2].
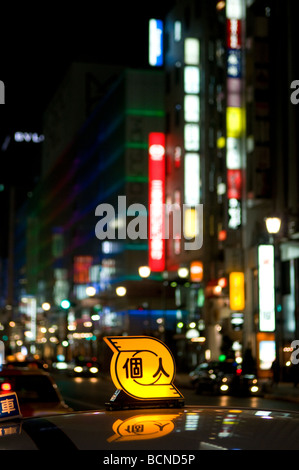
[0, 2, 175, 256]
[1, 3, 175, 129]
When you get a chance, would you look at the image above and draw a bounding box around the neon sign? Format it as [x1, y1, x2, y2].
[226, 0, 244, 230]
[104, 336, 183, 400]
[258, 245, 275, 332]
[148, 132, 165, 272]
[149, 19, 163, 67]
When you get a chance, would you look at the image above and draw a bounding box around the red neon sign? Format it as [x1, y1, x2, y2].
[148, 132, 165, 272]
[227, 169, 242, 199]
[227, 19, 241, 49]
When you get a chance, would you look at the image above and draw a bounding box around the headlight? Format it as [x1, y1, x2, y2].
[74, 366, 83, 373]
[251, 386, 259, 393]
[220, 384, 229, 392]
[89, 367, 98, 374]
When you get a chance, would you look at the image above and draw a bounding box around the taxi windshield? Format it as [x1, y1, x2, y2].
[0, 375, 60, 404]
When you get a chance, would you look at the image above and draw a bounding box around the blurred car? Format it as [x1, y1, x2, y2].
[189, 361, 236, 393]
[189, 361, 260, 396]
[4, 359, 50, 371]
[0, 405, 299, 450]
[52, 359, 100, 377]
[67, 359, 100, 377]
[0, 368, 72, 417]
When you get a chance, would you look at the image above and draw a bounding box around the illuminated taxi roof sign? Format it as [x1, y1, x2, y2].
[0, 392, 22, 422]
[104, 336, 184, 410]
[108, 412, 181, 443]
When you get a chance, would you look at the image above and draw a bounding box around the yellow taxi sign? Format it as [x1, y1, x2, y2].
[108, 413, 181, 443]
[104, 336, 184, 401]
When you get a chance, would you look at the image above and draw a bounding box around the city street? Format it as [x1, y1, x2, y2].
[54, 373, 299, 413]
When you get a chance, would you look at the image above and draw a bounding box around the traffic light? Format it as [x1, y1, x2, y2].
[60, 299, 71, 309]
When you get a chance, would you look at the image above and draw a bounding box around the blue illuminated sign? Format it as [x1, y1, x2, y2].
[149, 19, 164, 67]
[227, 49, 242, 78]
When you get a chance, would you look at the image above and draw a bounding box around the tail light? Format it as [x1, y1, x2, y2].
[1, 382, 12, 392]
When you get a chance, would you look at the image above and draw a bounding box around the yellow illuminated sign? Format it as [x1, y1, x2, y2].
[229, 272, 245, 310]
[108, 413, 181, 443]
[184, 208, 198, 238]
[226, 107, 244, 138]
[104, 336, 184, 400]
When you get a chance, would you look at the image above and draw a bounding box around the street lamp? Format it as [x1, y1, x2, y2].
[138, 266, 151, 278]
[265, 217, 281, 234]
[86, 286, 96, 297]
[178, 267, 189, 279]
[116, 286, 127, 297]
[41, 302, 51, 312]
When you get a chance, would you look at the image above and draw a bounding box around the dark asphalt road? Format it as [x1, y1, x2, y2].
[53, 373, 299, 413]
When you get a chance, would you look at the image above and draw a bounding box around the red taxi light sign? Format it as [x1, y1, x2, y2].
[104, 336, 183, 401]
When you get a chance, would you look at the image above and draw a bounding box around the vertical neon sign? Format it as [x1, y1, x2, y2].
[226, 0, 244, 230]
[148, 132, 165, 272]
[149, 19, 164, 67]
[258, 245, 275, 332]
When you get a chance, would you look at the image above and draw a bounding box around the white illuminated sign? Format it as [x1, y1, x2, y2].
[228, 198, 241, 229]
[184, 67, 200, 94]
[184, 124, 200, 151]
[259, 340, 276, 370]
[184, 153, 200, 205]
[148, 144, 165, 160]
[226, 137, 242, 169]
[184, 38, 200, 65]
[149, 19, 164, 67]
[226, 0, 243, 19]
[258, 245, 275, 332]
[184, 95, 200, 122]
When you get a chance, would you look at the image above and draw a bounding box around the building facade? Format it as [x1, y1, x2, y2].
[9, 0, 299, 377]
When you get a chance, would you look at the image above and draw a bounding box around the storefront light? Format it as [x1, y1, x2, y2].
[265, 217, 281, 234]
[116, 286, 127, 297]
[138, 266, 151, 278]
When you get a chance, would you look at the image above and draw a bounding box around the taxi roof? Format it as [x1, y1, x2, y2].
[1, 405, 299, 451]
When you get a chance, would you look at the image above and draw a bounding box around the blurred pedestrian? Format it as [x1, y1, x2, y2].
[291, 362, 299, 388]
[271, 358, 280, 387]
[242, 348, 256, 375]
